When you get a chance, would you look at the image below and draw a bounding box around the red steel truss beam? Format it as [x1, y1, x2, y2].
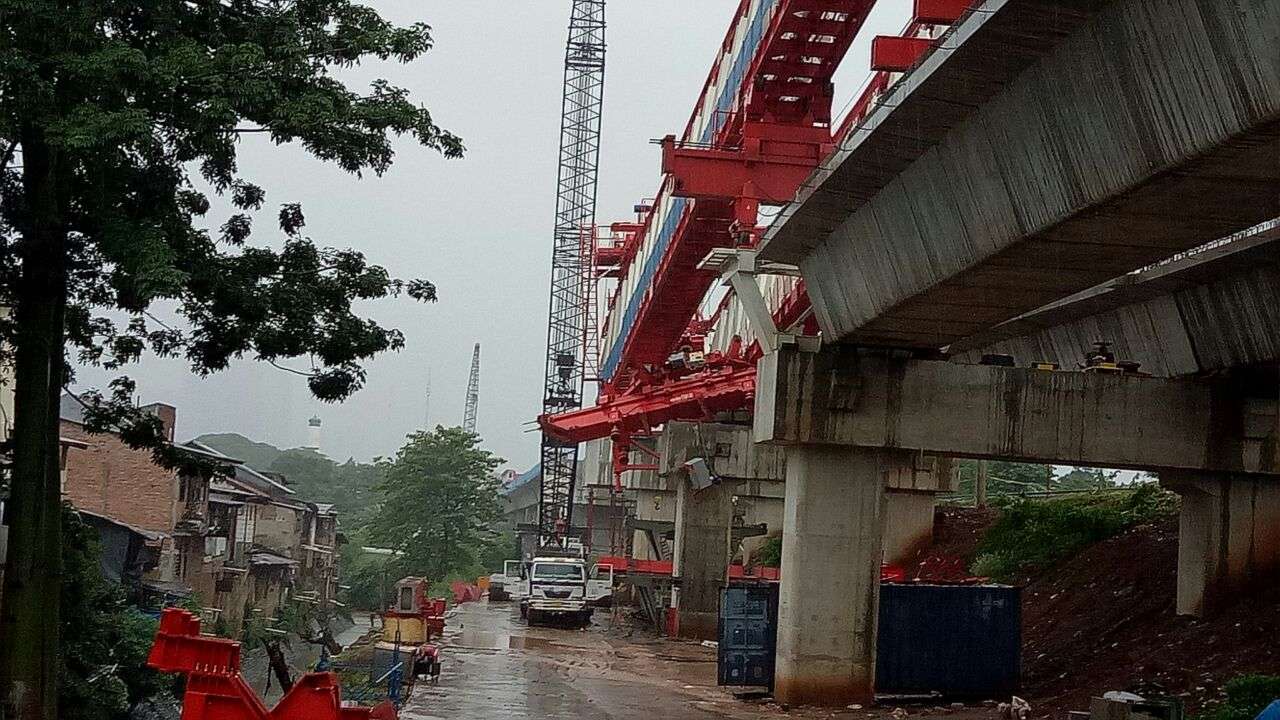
[744, 0, 878, 128]
[661, 123, 834, 208]
[605, 1, 876, 390]
[540, 361, 756, 445]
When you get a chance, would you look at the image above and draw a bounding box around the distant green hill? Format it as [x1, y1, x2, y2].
[195, 433, 382, 524]
[194, 432, 285, 470]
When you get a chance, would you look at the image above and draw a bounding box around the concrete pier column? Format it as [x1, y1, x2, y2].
[775, 446, 906, 707]
[882, 489, 936, 567]
[1163, 473, 1280, 616]
[671, 474, 732, 640]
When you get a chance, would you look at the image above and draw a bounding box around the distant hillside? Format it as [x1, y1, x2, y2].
[195, 433, 382, 524]
[195, 433, 285, 470]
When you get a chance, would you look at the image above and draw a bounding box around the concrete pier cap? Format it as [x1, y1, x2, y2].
[754, 344, 1280, 475]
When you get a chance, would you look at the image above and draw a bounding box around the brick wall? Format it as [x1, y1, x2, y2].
[60, 420, 177, 535]
[254, 503, 302, 558]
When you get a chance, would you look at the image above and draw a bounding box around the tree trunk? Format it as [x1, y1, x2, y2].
[0, 127, 68, 720]
[264, 641, 294, 694]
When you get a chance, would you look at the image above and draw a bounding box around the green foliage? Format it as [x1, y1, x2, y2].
[1, 0, 461, 711]
[477, 530, 518, 574]
[365, 427, 503, 584]
[1203, 675, 1280, 720]
[339, 550, 393, 611]
[59, 507, 177, 720]
[1, 0, 463, 459]
[757, 537, 783, 568]
[954, 460, 1056, 498]
[971, 484, 1178, 580]
[196, 434, 384, 524]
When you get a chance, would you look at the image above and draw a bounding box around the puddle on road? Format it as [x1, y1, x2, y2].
[507, 635, 554, 650]
[449, 629, 557, 652]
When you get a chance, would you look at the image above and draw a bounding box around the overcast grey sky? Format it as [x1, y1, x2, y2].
[70, 1, 910, 471]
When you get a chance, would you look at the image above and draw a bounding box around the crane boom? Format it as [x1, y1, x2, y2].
[463, 343, 480, 434]
[538, 0, 606, 546]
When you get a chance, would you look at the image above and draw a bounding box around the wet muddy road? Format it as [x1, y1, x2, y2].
[399, 600, 784, 719]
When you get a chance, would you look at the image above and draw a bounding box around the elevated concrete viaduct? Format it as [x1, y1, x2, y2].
[760, 0, 1279, 349]
[754, 344, 1279, 704]
[949, 224, 1280, 618]
[741, 0, 1279, 706]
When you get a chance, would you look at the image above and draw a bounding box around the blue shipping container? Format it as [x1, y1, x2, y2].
[718, 583, 778, 688]
[876, 584, 1021, 698]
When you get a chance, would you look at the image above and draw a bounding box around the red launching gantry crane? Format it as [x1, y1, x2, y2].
[541, 0, 972, 483]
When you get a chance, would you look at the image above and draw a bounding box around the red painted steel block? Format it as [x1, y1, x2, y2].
[914, 0, 970, 24]
[147, 608, 396, 720]
[870, 35, 935, 72]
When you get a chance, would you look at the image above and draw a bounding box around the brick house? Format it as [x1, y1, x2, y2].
[59, 394, 231, 600]
[54, 394, 341, 634]
[222, 463, 342, 608]
[58, 400, 302, 635]
[298, 503, 341, 604]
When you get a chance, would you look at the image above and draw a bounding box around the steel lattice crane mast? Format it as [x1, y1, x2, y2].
[538, 0, 606, 547]
[463, 343, 480, 434]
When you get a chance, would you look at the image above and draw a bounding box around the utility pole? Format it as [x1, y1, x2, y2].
[976, 460, 989, 509]
[537, 0, 606, 548]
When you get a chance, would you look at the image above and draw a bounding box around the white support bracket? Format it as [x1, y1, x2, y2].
[698, 248, 801, 354]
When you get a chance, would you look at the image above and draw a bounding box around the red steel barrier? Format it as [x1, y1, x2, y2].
[147, 608, 397, 720]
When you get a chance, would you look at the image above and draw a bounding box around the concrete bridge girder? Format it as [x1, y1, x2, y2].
[952, 226, 1280, 378]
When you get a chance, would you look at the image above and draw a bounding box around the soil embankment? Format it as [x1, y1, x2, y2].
[910, 508, 1280, 718]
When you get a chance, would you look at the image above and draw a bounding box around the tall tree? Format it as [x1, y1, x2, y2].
[367, 427, 502, 583]
[0, 3, 462, 717]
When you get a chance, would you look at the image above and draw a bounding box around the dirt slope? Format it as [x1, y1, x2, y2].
[919, 510, 1280, 717]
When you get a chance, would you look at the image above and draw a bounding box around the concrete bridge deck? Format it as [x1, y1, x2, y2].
[758, 0, 1280, 349]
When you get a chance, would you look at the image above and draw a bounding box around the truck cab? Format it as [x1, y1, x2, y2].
[586, 562, 614, 607]
[488, 560, 523, 602]
[523, 555, 590, 625]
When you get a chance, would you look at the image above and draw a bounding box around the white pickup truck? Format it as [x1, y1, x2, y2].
[522, 556, 591, 626]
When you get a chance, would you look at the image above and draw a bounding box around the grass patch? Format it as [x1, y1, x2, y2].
[756, 537, 782, 568]
[1202, 675, 1280, 720]
[971, 484, 1177, 581]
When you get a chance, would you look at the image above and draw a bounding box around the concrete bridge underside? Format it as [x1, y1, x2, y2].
[760, 0, 1280, 349]
[741, 0, 1280, 707]
[952, 222, 1280, 376]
